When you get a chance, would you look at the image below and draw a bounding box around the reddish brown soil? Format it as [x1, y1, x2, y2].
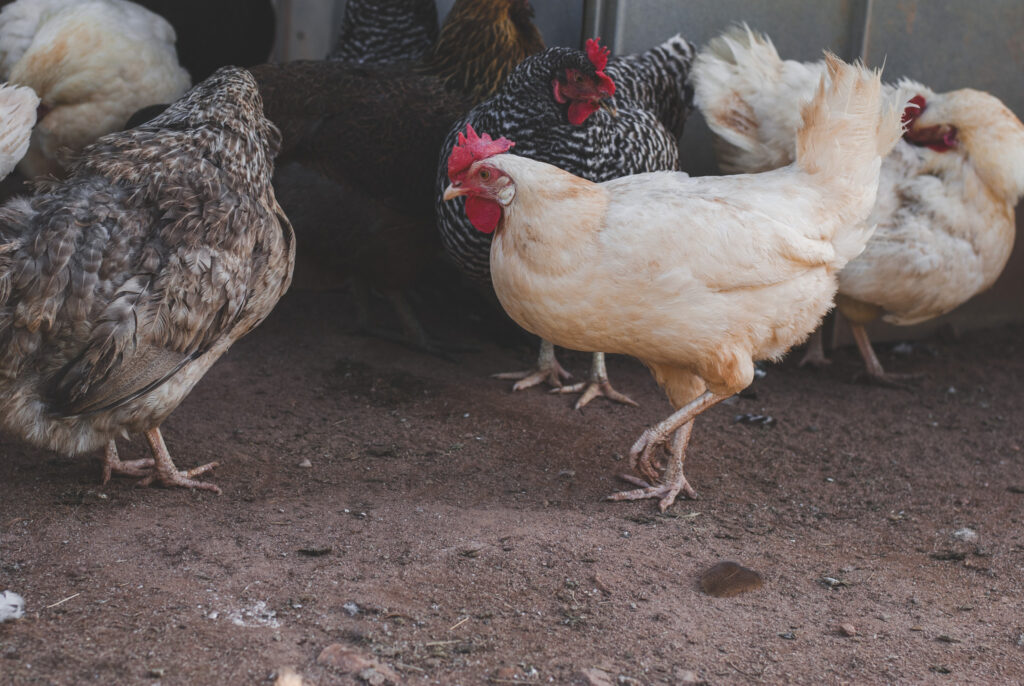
[2, 289, 1023, 685]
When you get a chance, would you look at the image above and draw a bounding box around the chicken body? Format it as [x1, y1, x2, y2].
[436, 35, 695, 407]
[0, 0, 190, 179]
[445, 56, 901, 508]
[0, 82, 37, 177]
[692, 26, 1024, 382]
[330, 0, 439, 66]
[0, 67, 294, 492]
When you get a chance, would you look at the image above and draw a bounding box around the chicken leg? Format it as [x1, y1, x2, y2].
[493, 339, 572, 390]
[100, 441, 155, 485]
[135, 428, 221, 494]
[607, 390, 729, 511]
[798, 328, 831, 368]
[552, 352, 639, 409]
[850, 323, 919, 389]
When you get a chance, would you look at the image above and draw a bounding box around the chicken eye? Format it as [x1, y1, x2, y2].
[479, 169, 491, 180]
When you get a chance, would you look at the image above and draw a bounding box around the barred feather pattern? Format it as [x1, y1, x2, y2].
[436, 36, 696, 284]
[0, 67, 294, 456]
[329, 0, 438, 65]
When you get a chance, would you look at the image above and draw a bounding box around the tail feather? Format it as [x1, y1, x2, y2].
[795, 54, 902, 265]
[692, 24, 821, 172]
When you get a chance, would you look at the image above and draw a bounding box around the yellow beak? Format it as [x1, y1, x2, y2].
[443, 183, 468, 201]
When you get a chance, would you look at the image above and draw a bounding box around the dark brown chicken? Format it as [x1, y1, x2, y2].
[0, 67, 294, 493]
[253, 0, 544, 353]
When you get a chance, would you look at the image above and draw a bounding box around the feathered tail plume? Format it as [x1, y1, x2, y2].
[795, 54, 902, 264]
[0, 82, 37, 179]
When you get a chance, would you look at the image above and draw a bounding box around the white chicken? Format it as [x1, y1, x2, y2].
[692, 25, 1024, 384]
[0, 81, 38, 177]
[0, 0, 190, 178]
[443, 55, 901, 509]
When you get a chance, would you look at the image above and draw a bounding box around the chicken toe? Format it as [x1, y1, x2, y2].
[850, 323, 919, 390]
[135, 428, 222, 494]
[493, 339, 571, 390]
[552, 352, 639, 409]
[608, 429, 697, 512]
[100, 441, 155, 484]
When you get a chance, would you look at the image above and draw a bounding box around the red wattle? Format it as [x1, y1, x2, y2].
[465, 195, 502, 234]
[568, 100, 599, 126]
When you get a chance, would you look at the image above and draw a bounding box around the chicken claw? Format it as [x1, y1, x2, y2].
[100, 441, 155, 484]
[608, 432, 698, 512]
[551, 352, 639, 409]
[134, 428, 222, 494]
[493, 339, 571, 390]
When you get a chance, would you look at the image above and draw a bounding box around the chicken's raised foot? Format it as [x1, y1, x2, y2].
[100, 441, 155, 484]
[493, 339, 571, 390]
[608, 436, 697, 512]
[798, 329, 831, 368]
[135, 428, 222, 494]
[552, 352, 639, 409]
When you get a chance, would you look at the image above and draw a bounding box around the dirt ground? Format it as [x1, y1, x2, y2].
[2, 286, 1023, 685]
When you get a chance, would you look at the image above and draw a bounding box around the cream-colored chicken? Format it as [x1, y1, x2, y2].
[0, 81, 38, 177]
[0, 0, 190, 178]
[692, 25, 1024, 384]
[443, 56, 901, 509]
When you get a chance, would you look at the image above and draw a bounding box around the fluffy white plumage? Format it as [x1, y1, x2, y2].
[0, 590, 26, 622]
[0, 81, 38, 177]
[692, 25, 1024, 333]
[0, 0, 190, 177]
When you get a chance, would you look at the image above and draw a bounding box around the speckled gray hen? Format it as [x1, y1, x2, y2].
[0, 66, 295, 493]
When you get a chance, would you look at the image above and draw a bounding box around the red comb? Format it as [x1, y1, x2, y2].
[447, 124, 515, 181]
[586, 37, 610, 72]
[901, 94, 927, 125]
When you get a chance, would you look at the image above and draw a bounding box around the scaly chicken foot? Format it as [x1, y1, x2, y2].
[552, 352, 639, 409]
[135, 428, 222, 494]
[607, 424, 698, 511]
[100, 441, 155, 485]
[627, 390, 727, 481]
[850, 323, 919, 390]
[798, 329, 831, 368]
[493, 339, 572, 391]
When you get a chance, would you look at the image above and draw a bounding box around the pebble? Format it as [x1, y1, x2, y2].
[838, 623, 857, 637]
[701, 561, 764, 597]
[297, 458, 312, 469]
[0, 591, 25, 622]
[573, 667, 615, 686]
[316, 645, 400, 684]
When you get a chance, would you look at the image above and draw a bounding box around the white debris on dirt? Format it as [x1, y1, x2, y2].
[0, 590, 25, 622]
[225, 601, 280, 628]
[952, 528, 978, 542]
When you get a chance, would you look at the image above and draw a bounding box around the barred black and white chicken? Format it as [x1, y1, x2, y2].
[0, 67, 294, 493]
[435, 35, 695, 408]
[329, 0, 439, 66]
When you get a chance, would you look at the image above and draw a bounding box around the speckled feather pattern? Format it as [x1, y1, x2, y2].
[0, 67, 294, 456]
[436, 35, 695, 285]
[329, 0, 439, 65]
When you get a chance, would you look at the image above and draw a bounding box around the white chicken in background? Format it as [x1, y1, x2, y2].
[0, 81, 38, 177]
[0, 0, 190, 178]
[443, 56, 901, 509]
[692, 25, 1024, 385]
